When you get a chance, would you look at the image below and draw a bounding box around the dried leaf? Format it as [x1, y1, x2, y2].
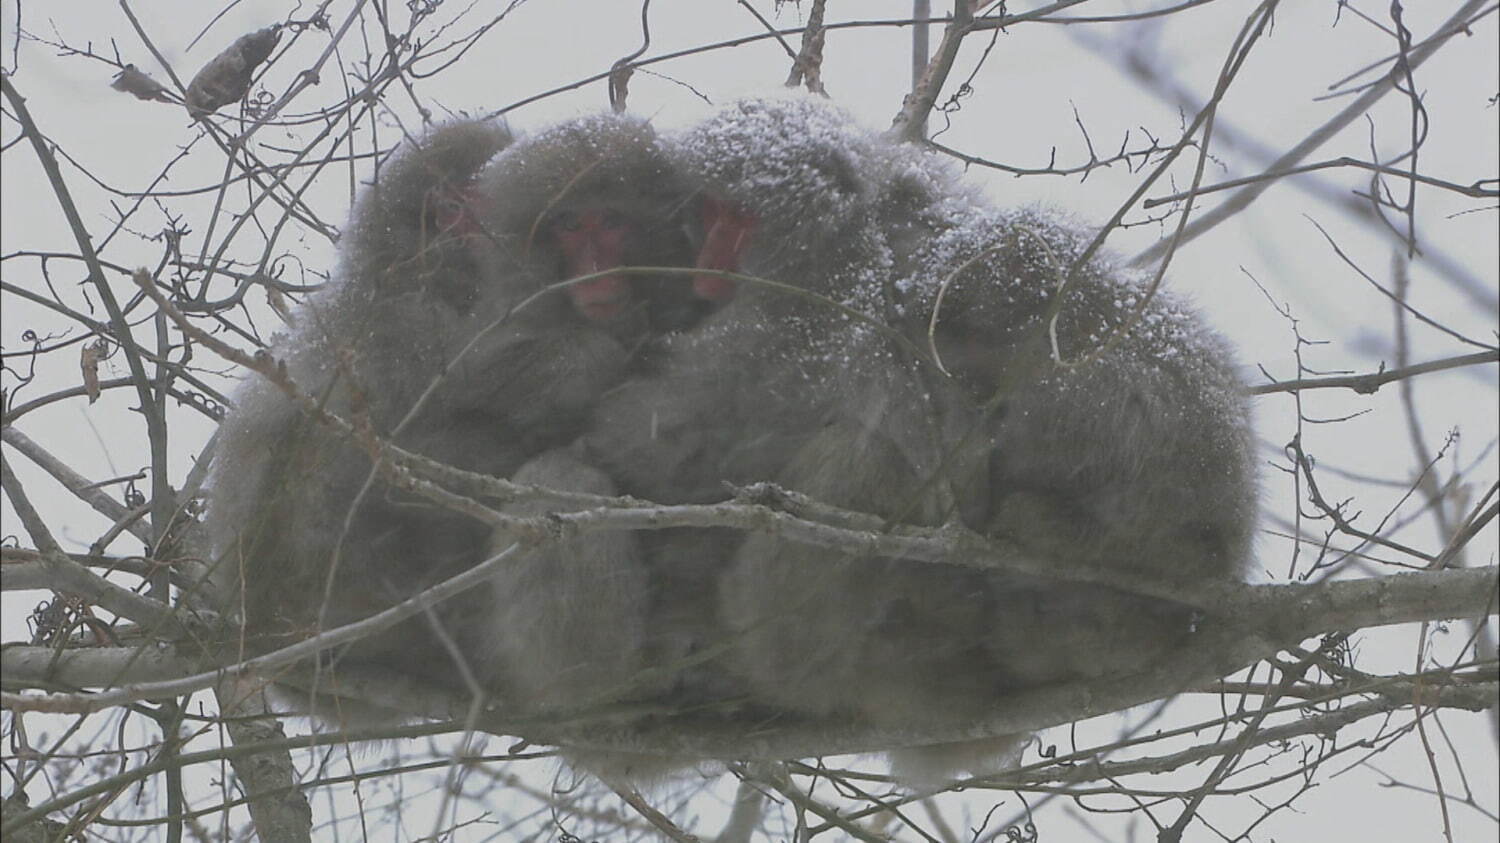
[184, 25, 282, 117]
[109, 64, 173, 103]
[80, 339, 108, 404]
[608, 63, 634, 114]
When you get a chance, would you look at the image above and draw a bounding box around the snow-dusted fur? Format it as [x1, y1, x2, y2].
[595, 95, 1257, 784]
[211, 96, 1256, 789]
[207, 116, 694, 728]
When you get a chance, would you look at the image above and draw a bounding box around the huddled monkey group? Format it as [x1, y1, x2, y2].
[208, 97, 1257, 785]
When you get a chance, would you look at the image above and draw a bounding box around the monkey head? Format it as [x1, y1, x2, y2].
[671, 96, 885, 309]
[340, 119, 513, 313]
[467, 115, 704, 337]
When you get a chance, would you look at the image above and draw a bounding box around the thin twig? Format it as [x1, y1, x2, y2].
[1249, 350, 1499, 395]
[1144, 155, 1498, 208]
[1131, 0, 1492, 266]
[889, 1, 974, 143]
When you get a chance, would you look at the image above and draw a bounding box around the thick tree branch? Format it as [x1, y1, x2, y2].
[783, 0, 829, 94]
[6, 564, 1492, 768]
[213, 677, 313, 843]
[3, 547, 211, 592]
[1250, 349, 1500, 395]
[2, 645, 211, 687]
[0, 542, 523, 713]
[888, 1, 974, 143]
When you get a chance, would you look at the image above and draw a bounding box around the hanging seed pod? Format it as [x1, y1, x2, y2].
[184, 25, 281, 117]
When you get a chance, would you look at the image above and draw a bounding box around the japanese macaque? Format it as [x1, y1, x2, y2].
[911, 203, 1257, 633]
[459, 115, 709, 719]
[590, 96, 1256, 785]
[208, 115, 701, 723]
[209, 94, 1258, 792]
[880, 193, 1257, 783]
[588, 99, 997, 757]
[591, 99, 907, 504]
[208, 117, 517, 706]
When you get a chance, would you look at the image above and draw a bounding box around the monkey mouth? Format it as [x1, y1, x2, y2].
[568, 274, 631, 322]
[691, 273, 737, 302]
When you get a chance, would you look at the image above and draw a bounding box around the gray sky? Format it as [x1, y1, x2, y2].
[2, 1, 1496, 840]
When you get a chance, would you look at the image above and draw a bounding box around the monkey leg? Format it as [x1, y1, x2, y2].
[978, 346, 1253, 686]
[475, 447, 653, 713]
[984, 338, 1256, 587]
[718, 421, 1002, 727]
[982, 560, 1200, 689]
[637, 527, 747, 705]
[477, 447, 729, 787]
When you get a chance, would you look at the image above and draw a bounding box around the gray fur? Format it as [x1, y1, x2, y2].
[211, 99, 1258, 790]
[208, 115, 700, 728]
[209, 118, 521, 714]
[592, 97, 1257, 784]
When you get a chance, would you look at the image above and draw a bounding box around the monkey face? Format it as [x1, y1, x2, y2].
[690, 196, 758, 303]
[540, 200, 709, 337]
[462, 113, 718, 338]
[428, 183, 485, 239]
[551, 207, 636, 322]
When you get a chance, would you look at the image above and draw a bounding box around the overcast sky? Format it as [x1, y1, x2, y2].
[2, 1, 1496, 840]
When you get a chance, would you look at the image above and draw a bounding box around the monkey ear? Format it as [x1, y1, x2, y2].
[815, 147, 865, 206]
[336, 119, 511, 311]
[878, 165, 942, 228]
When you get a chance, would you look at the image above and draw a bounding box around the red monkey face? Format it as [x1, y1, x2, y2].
[553, 208, 635, 322]
[692, 196, 757, 302]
